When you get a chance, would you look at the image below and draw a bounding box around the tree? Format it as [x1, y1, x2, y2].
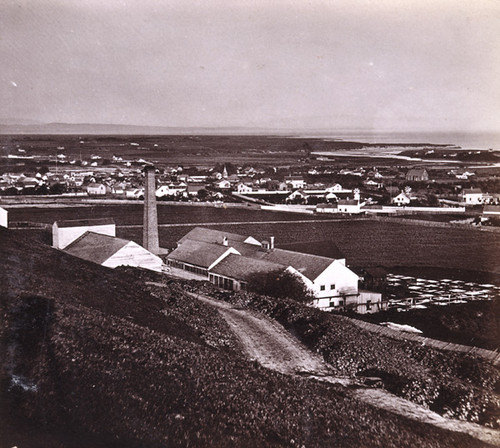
[197, 188, 209, 201]
[246, 269, 315, 303]
[2, 187, 18, 196]
[49, 183, 67, 195]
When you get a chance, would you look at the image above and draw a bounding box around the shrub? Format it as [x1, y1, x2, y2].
[246, 269, 315, 303]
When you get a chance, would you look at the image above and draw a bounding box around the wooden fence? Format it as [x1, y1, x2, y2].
[368, 215, 500, 233]
[340, 316, 500, 366]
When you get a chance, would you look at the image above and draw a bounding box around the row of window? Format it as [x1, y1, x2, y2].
[320, 284, 335, 291]
[209, 274, 237, 291]
[168, 260, 207, 276]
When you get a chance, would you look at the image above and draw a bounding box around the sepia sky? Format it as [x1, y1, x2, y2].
[1, 0, 499, 132]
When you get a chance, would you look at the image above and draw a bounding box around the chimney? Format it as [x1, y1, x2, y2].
[223, 236, 228, 246]
[270, 236, 275, 250]
[143, 165, 159, 255]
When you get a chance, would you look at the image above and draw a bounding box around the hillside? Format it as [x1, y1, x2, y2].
[0, 228, 498, 447]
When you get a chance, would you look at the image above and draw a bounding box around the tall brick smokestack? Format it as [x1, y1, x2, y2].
[143, 165, 159, 255]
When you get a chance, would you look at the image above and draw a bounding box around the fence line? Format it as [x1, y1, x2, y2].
[340, 317, 500, 365]
[367, 215, 500, 233]
[9, 221, 52, 229]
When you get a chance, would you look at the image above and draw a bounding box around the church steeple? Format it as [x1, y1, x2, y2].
[222, 165, 228, 179]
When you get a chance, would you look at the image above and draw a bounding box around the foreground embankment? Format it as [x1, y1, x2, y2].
[191, 281, 500, 429]
[2, 228, 493, 447]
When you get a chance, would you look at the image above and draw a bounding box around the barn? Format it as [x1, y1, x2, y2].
[63, 231, 163, 272]
[406, 168, 429, 182]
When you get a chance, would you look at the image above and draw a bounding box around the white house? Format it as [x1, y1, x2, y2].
[216, 179, 231, 189]
[0, 206, 8, 228]
[285, 176, 306, 190]
[316, 203, 337, 214]
[327, 184, 350, 193]
[52, 218, 116, 249]
[64, 231, 163, 272]
[87, 183, 107, 195]
[337, 199, 362, 214]
[125, 188, 144, 199]
[462, 188, 484, 205]
[236, 183, 253, 194]
[286, 189, 310, 203]
[392, 191, 411, 206]
[167, 227, 383, 314]
[156, 184, 185, 197]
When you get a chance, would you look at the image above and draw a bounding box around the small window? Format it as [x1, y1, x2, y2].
[320, 285, 326, 291]
[366, 300, 372, 311]
[330, 284, 335, 290]
[339, 299, 344, 306]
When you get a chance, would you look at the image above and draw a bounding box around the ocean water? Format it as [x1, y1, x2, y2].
[294, 130, 500, 150]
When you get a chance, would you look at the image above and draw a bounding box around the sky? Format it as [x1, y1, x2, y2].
[1, 0, 499, 132]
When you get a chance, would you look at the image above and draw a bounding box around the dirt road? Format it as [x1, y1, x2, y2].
[175, 289, 500, 446]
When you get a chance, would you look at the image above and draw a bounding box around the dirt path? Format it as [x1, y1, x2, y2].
[170, 288, 500, 446]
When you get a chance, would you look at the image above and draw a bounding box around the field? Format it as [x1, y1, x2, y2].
[0, 133, 461, 171]
[7, 204, 500, 281]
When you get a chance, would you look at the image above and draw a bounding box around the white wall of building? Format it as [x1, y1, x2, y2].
[0, 207, 8, 228]
[53, 223, 116, 249]
[312, 260, 359, 299]
[102, 241, 163, 272]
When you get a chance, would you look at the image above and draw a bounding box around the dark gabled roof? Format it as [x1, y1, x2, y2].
[63, 232, 129, 264]
[276, 240, 345, 260]
[54, 218, 115, 228]
[210, 254, 286, 281]
[167, 239, 233, 269]
[178, 227, 252, 246]
[463, 188, 482, 194]
[175, 227, 338, 281]
[406, 168, 428, 176]
[252, 248, 334, 282]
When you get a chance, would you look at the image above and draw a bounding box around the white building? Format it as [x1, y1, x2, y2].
[64, 231, 163, 272]
[0, 206, 8, 228]
[156, 184, 185, 197]
[167, 227, 382, 313]
[285, 176, 306, 190]
[392, 191, 411, 206]
[87, 183, 107, 195]
[316, 203, 337, 213]
[52, 218, 116, 249]
[216, 179, 231, 189]
[462, 188, 484, 205]
[125, 188, 144, 199]
[337, 199, 362, 214]
[236, 183, 253, 194]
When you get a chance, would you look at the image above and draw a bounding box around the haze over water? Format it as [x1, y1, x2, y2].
[296, 131, 500, 150]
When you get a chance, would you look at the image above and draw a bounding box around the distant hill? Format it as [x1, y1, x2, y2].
[0, 122, 295, 135]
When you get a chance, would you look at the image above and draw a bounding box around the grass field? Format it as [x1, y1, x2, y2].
[7, 204, 500, 279]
